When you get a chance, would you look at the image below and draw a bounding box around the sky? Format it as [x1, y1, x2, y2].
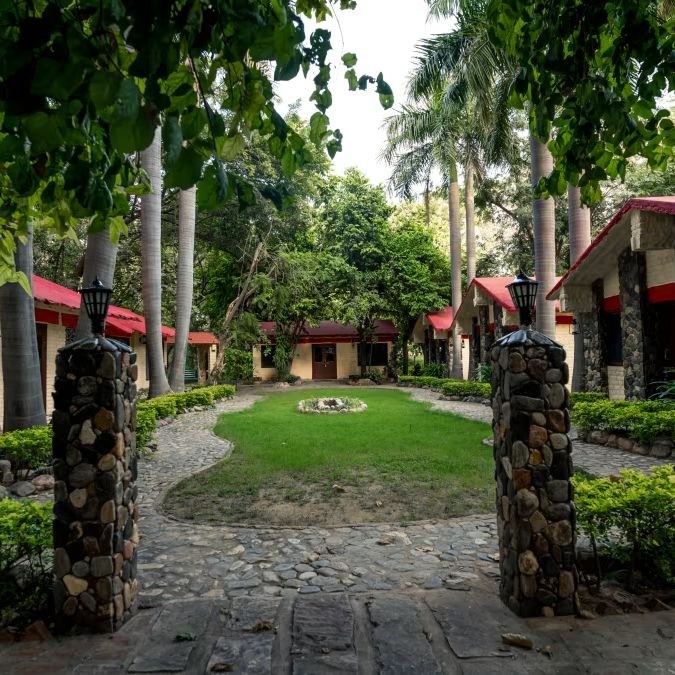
[276, 0, 444, 190]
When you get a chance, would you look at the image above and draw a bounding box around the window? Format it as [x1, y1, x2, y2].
[358, 342, 388, 367]
[261, 345, 276, 368]
[602, 312, 623, 366]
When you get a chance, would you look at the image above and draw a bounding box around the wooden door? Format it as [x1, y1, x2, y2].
[312, 344, 337, 379]
[36, 323, 48, 411]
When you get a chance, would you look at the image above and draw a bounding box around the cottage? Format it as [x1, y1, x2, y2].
[451, 276, 576, 381]
[0, 275, 218, 427]
[253, 320, 398, 381]
[548, 197, 675, 400]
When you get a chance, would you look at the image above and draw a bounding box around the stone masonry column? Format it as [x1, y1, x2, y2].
[580, 280, 607, 394]
[493, 303, 505, 341]
[51, 336, 139, 632]
[491, 329, 578, 617]
[478, 305, 491, 365]
[618, 247, 656, 400]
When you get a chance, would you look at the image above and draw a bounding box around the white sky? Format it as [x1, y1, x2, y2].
[277, 1, 444, 190]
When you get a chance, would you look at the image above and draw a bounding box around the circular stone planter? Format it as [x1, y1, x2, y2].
[297, 397, 368, 414]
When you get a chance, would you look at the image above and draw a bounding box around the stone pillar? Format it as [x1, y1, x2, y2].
[478, 305, 490, 365]
[491, 329, 578, 617]
[581, 280, 607, 394]
[469, 317, 479, 378]
[618, 248, 656, 400]
[51, 336, 139, 632]
[493, 303, 505, 340]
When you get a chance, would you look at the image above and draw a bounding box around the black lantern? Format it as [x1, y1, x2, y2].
[506, 271, 538, 327]
[80, 277, 112, 335]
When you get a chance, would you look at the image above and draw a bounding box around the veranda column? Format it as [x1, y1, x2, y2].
[491, 329, 578, 617]
[51, 337, 139, 632]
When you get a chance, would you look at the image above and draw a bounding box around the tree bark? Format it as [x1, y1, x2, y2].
[76, 229, 118, 338]
[530, 134, 557, 338]
[168, 187, 196, 392]
[140, 127, 171, 397]
[448, 160, 463, 379]
[465, 164, 476, 284]
[568, 184, 592, 391]
[0, 224, 47, 430]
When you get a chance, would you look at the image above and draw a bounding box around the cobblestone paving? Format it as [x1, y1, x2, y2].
[135, 385, 672, 605]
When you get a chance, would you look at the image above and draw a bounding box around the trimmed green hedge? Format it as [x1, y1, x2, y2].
[0, 426, 52, 474]
[569, 391, 608, 405]
[398, 376, 491, 399]
[441, 380, 491, 398]
[572, 399, 675, 443]
[136, 407, 158, 448]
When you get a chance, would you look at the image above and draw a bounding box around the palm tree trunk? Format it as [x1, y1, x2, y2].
[530, 134, 556, 338]
[141, 127, 171, 397]
[168, 188, 196, 392]
[0, 225, 47, 430]
[448, 160, 463, 379]
[568, 184, 592, 391]
[76, 229, 118, 338]
[465, 164, 476, 284]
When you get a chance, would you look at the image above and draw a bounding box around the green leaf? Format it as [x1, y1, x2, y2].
[341, 53, 357, 68]
[164, 147, 203, 189]
[110, 106, 156, 154]
[275, 51, 302, 81]
[22, 112, 63, 153]
[114, 79, 141, 122]
[89, 71, 122, 110]
[8, 157, 39, 196]
[219, 134, 245, 161]
[344, 69, 358, 91]
[30, 60, 84, 100]
[181, 107, 207, 140]
[197, 162, 230, 211]
[163, 116, 183, 168]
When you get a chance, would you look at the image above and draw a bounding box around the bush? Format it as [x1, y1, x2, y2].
[285, 373, 300, 384]
[181, 389, 214, 407]
[137, 396, 178, 419]
[474, 363, 492, 383]
[441, 380, 491, 398]
[136, 407, 158, 448]
[419, 363, 447, 378]
[398, 375, 449, 389]
[570, 391, 608, 406]
[365, 368, 384, 384]
[574, 466, 675, 584]
[572, 399, 675, 443]
[222, 347, 254, 382]
[210, 384, 236, 400]
[0, 499, 52, 628]
[0, 426, 52, 474]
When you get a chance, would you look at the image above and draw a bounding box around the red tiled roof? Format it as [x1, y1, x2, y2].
[166, 331, 218, 345]
[31, 275, 175, 339]
[426, 306, 453, 331]
[548, 196, 675, 299]
[260, 320, 398, 338]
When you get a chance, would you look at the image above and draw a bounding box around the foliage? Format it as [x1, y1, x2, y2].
[209, 384, 237, 400]
[487, 0, 674, 204]
[0, 426, 52, 474]
[222, 348, 254, 383]
[138, 398, 178, 420]
[0, 499, 52, 628]
[569, 391, 608, 406]
[572, 400, 675, 444]
[398, 375, 450, 389]
[441, 380, 491, 398]
[420, 363, 448, 378]
[474, 363, 492, 382]
[0, 1, 393, 283]
[136, 407, 158, 449]
[365, 369, 385, 384]
[650, 368, 675, 401]
[574, 466, 675, 584]
[285, 374, 301, 384]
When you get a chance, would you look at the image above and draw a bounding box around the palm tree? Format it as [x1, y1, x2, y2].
[0, 225, 47, 430]
[168, 187, 196, 391]
[140, 127, 171, 397]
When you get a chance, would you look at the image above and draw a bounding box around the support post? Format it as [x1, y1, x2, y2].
[51, 336, 139, 632]
[491, 329, 578, 617]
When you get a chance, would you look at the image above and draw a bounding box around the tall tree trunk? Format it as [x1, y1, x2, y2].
[76, 229, 118, 338]
[0, 225, 47, 430]
[530, 134, 556, 338]
[568, 184, 592, 391]
[465, 164, 476, 284]
[448, 160, 463, 378]
[168, 187, 196, 392]
[141, 127, 171, 397]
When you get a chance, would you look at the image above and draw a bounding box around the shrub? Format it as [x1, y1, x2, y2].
[285, 373, 300, 384]
[222, 347, 254, 382]
[365, 368, 384, 384]
[136, 407, 158, 448]
[0, 426, 52, 474]
[0, 499, 52, 628]
[574, 466, 675, 585]
[474, 363, 492, 383]
[419, 362, 447, 378]
[441, 380, 491, 399]
[650, 367, 675, 401]
[398, 375, 449, 389]
[569, 391, 608, 406]
[210, 384, 236, 400]
[572, 399, 675, 443]
[137, 396, 177, 419]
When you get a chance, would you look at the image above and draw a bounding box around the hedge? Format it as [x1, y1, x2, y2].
[398, 376, 491, 399]
[569, 392, 608, 405]
[0, 426, 52, 474]
[572, 399, 675, 443]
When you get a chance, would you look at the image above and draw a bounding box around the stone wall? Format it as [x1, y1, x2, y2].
[491, 331, 578, 617]
[581, 280, 607, 394]
[493, 303, 505, 340]
[478, 305, 492, 365]
[618, 248, 658, 400]
[51, 337, 139, 632]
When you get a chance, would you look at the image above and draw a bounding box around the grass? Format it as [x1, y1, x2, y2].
[164, 388, 494, 526]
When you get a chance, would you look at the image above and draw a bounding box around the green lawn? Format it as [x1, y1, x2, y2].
[164, 388, 494, 526]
